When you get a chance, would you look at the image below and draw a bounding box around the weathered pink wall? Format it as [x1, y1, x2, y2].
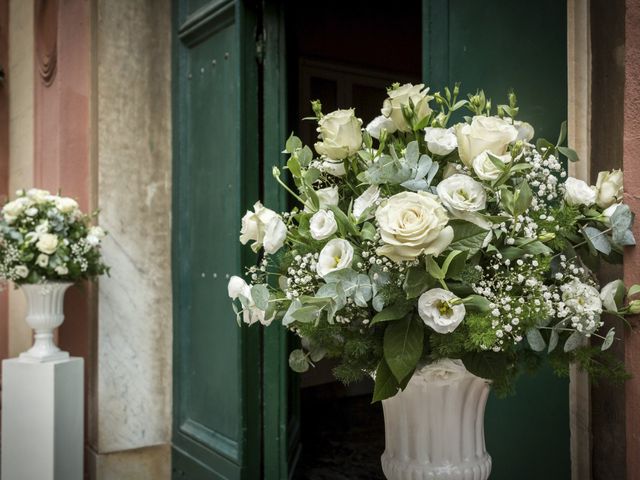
[0, 0, 9, 371]
[624, 0, 640, 477]
[33, 0, 93, 362]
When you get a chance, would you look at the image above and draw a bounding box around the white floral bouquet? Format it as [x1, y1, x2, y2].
[229, 83, 636, 401]
[0, 189, 109, 285]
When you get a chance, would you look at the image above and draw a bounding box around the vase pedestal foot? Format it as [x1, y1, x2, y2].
[1, 357, 84, 480]
[381, 453, 492, 480]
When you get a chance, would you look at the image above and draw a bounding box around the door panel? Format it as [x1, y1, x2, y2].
[172, 1, 260, 478]
[423, 1, 570, 479]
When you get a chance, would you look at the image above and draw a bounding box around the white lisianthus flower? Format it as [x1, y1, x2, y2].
[240, 201, 287, 254]
[35, 221, 50, 235]
[418, 288, 466, 334]
[55, 265, 69, 276]
[36, 254, 49, 268]
[472, 151, 511, 181]
[563, 177, 596, 206]
[55, 197, 79, 214]
[381, 83, 433, 132]
[514, 120, 535, 142]
[454, 116, 518, 168]
[320, 160, 346, 177]
[25, 207, 38, 217]
[86, 226, 106, 246]
[26, 188, 51, 203]
[375, 191, 453, 262]
[437, 174, 490, 228]
[36, 233, 59, 255]
[595, 169, 623, 209]
[227, 275, 270, 326]
[309, 210, 338, 240]
[600, 279, 624, 312]
[314, 109, 363, 160]
[424, 127, 457, 156]
[263, 216, 287, 254]
[14, 265, 29, 278]
[353, 185, 381, 220]
[317, 238, 354, 278]
[365, 115, 397, 139]
[562, 279, 602, 315]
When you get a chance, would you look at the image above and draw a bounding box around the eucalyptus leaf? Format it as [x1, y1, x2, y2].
[601, 328, 615, 351]
[548, 329, 559, 353]
[526, 328, 546, 352]
[250, 284, 270, 311]
[289, 349, 310, 373]
[628, 284, 640, 297]
[582, 226, 612, 255]
[564, 331, 585, 352]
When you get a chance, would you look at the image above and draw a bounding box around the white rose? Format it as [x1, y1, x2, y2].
[2, 198, 29, 223]
[55, 265, 69, 276]
[424, 127, 457, 156]
[310, 210, 338, 240]
[454, 116, 518, 168]
[353, 185, 381, 220]
[418, 288, 466, 334]
[263, 216, 287, 254]
[320, 160, 346, 177]
[595, 170, 623, 209]
[365, 115, 397, 139]
[314, 109, 363, 160]
[240, 201, 286, 254]
[514, 120, 535, 142]
[375, 191, 453, 262]
[36, 233, 59, 255]
[14, 265, 29, 278]
[55, 197, 79, 214]
[437, 174, 490, 229]
[382, 83, 433, 132]
[563, 177, 596, 206]
[472, 151, 511, 181]
[317, 238, 354, 278]
[36, 254, 49, 268]
[26, 188, 51, 203]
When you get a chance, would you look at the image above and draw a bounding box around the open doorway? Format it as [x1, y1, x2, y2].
[284, 2, 422, 477]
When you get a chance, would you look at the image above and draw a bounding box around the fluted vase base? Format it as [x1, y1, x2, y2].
[381, 359, 491, 480]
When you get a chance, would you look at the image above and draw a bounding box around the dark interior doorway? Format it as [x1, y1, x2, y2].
[285, 2, 422, 478]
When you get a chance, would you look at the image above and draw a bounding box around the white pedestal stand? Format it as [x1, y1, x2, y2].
[1, 357, 84, 480]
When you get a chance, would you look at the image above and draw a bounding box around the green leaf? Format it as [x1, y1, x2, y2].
[298, 146, 313, 167]
[461, 352, 506, 381]
[441, 250, 464, 277]
[461, 295, 491, 312]
[288, 349, 310, 373]
[526, 328, 546, 352]
[384, 314, 424, 382]
[564, 331, 584, 352]
[303, 167, 321, 185]
[360, 221, 377, 240]
[371, 300, 413, 325]
[328, 206, 359, 237]
[287, 156, 302, 178]
[601, 328, 615, 351]
[513, 181, 533, 216]
[250, 284, 270, 311]
[372, 359, 400, 403]
[556, 120, 567, 146]
[426, 256, 444, 279]
[449, 220, 490, 254]
[557, 146, 579, 162]
[516, 240, 553, 256]
[403, 265, 432, 298]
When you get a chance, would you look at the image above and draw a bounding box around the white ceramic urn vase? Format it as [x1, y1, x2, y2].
[19, 282, 73, 363]
[381, 359, 492, 480]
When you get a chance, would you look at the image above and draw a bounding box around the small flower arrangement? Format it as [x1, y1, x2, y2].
[229, 83, 637, 401]
[0, 189, 109, 285]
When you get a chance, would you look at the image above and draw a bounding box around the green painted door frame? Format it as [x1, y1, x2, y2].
[172, 1, 262, 478]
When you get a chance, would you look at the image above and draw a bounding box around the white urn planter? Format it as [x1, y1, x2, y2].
[19, 282, 73, 363]
[381, 359, 492, 480]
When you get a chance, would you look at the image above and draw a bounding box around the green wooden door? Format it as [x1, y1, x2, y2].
[423, 1, 571, 478]
[172, 1, 261, 478]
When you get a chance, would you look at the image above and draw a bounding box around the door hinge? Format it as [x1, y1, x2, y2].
[256, 28, 266, 64]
